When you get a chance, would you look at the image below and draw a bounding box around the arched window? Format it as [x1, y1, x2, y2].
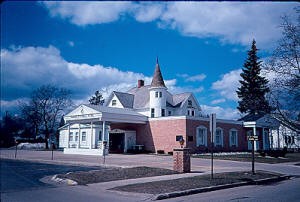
[229, 129, 238, 147]
[215, 128, 223, 147]
[196, 126, 207, 146]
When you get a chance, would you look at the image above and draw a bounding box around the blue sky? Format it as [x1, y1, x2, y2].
[1, 1, 299, 119]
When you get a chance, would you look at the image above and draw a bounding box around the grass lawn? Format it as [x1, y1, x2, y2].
[111, 171, 283, 194]
[193, 152, 300, 164]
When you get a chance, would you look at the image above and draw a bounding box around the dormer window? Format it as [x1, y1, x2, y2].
[112, 100, 117, 106]
[188, 100, 192, 107]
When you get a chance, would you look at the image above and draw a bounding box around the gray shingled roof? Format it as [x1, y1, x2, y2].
[83, 104, 146, 116]
[172, 93, 191, 107]
[113, 91, 134, 108]
[127, 85, 150, 109]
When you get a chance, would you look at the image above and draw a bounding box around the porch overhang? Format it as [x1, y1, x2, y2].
[64, 104, 148, 124]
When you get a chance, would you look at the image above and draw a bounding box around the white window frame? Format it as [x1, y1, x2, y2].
[69, 132, 73, 141]
[75, 132, 79, 141]
[229, 129, 238, 147]
[82, 131, 87, 142]
[196, 126, 207, 146]
[215, 128, 223, 147]
[155, 91, 158, 98]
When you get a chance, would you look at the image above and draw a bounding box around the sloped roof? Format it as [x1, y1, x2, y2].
[113, 91, 134, 108]
[151, 61, 166, 88]
[238, 113, 265, 122]
[172, 92, 192, 107]
[127, 85, 150, 109]
[83, 104, 146, 116]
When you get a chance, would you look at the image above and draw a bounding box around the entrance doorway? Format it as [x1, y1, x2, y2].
[109, 133, 125, 153]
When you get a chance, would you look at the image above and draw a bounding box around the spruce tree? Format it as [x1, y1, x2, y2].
[237, 40, 271, 115]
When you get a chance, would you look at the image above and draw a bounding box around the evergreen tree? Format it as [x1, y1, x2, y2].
[89, 90, 105, 105]
[237, 40, 271, 115]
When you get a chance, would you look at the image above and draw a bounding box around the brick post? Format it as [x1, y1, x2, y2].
[173, 148, 191, 173]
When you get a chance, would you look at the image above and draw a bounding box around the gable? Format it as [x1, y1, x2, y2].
[181, 94, 201, 111]
[65, 104, 100, 117]
[106, 93, 124, 108]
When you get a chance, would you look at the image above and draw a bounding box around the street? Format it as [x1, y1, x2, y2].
[1, 150, 300, 202]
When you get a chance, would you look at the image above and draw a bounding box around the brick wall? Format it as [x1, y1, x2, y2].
[111, 117, 249, 154]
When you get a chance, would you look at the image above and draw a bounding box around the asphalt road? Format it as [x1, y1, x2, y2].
[0, 159, 100, 193]
[165, 177, 300, 202]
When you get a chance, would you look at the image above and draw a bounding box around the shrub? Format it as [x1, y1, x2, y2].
[157, 150, 165, 154]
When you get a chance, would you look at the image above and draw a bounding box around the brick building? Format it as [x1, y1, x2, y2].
[59, 59, 278, 155]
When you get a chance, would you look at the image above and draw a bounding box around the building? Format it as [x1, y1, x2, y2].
[59, 59, 283, 155]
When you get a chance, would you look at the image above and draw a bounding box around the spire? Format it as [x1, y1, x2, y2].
[151, 57, 166, 88]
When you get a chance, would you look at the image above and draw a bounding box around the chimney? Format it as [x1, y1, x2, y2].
[138, 79, 144, 88]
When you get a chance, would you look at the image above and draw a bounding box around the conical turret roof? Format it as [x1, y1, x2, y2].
[151, 58, 166, 88]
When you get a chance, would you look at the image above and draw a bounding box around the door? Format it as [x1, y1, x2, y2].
[109, 133, 125, 153]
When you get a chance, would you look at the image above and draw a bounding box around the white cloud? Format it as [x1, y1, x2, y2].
[211, 99, 226, 105]
[133, 3, 164, 22]
[1, 46, 145, 101]
[42, 1, 133, 26]
[186, 74, 206, 82]
[177, 73, 206, 82]
[201, 105, 241, 120]
[1, 45, 188, 106]
[212, 69, 242, 101]
[68, 41, 75, 47]
[41, 2, 298, 47]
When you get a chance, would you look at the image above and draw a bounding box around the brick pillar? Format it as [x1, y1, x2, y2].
[173, 148, 191, 173]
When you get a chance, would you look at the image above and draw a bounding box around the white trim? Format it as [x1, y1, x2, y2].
[229, 128, 238, 147]
[196, 126, 207, 147]
[215, 127, 224, 147]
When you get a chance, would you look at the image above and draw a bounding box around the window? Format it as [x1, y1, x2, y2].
[187, 110, 190, 116]
[69, 132, 73, 141]
[155, 91, 158, 98]
[196, 126, 207, 146]
[188, 100, 192, 107]
[215, 128, 223, 146]
[191, 110, 195, 116]
[99, 131, 102, 141]
[229, 129, 238, 147]
[159, 92, 162, 98]
[151, 108, 155, 118]
[161, 109, 165, 117]
[168, 111, 172, 116]
[112, 100, 117, 106]
[188, 136, 194, 142]
[75, 132, 79, 141]
[82, 132, 86, 142]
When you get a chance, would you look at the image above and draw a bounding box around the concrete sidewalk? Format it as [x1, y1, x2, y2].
[1, 149, 299, 176]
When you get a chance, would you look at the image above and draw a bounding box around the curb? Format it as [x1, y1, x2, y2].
[51, 174, 78, 186]
[154, 175, 290, 200]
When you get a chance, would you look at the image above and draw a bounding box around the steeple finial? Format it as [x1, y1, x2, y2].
[151, 57, 166, 88]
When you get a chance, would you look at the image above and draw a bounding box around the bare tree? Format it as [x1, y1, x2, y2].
[21, 85, 72, 149]
[265, 7, 300, 132]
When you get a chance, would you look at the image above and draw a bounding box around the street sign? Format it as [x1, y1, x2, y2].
[247, 136, 259, 141]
